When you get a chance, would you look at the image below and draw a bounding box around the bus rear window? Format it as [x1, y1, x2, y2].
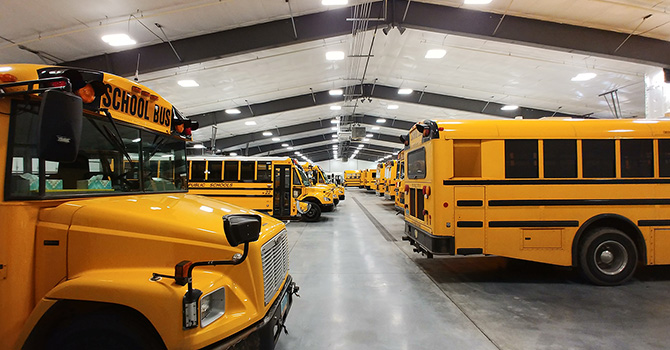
[407, 148, 426, 179]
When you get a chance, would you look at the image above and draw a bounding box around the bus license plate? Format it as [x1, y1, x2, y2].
[280, 291, 289, 317]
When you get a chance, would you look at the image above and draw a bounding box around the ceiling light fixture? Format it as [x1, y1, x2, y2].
[330, 105, 342, 111]
[225, 108, 241, 114]
[332, 134, 338, 138]
[329, 89, 343, 96]
[365, 133, 373, 137]
[272, 137, 280, 141]
[371, 126, 380, 130]
[288, 147, 294, 150]
[571, 73, 597, 81]
[464, 0, 492, 4]
[331, 127, 338, 131]
[501, 105, 519, 111]
[376, 118, 386, 123]
[330, 119, 339, 124]
[387, 105, 399, 110]
[398, 88, 413, 95]
[425, 49, 447, 59]
[178, 80, 199, 87]
[363, 138, 370, 142]
[244, 121, 257, 126]
[229, 152, 238, 156]
[263, 131, 273, 136]
[101, 34, 136, 47]
[282, 143, 289, 147]
[322, 0, 348, 5]
[326, 51, 345, 60]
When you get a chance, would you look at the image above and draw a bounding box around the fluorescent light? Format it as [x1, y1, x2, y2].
[101, 34, 136, 46]
[365, 134, 373, 137]
[288, 147, 294, 150]
[272, 137, 280, 141]
[425, 49, 446, 59]
[398, 88, 413, 95]
[245, 121, 257, 126]
[387, 104, 399, 110]
[371, 126, 380, 130]
[376, 118, 386, 123]
[501, 105, 518, 111]
[322, 0, 348, 5]
[329, 89, 343, 96]
[225, 108, 241, 114]
[326, 51, 345, 60]
[263, 131, 273, 136]
[295, 152, 300, 155]
[229, 152, 238, 156]
[178, 80, 199, 87]
[331, 127, 338, 131]
[571, 73, 597, 82]
[357, 145, 364, 149]
[464, 0, 492, 4]
[363, 138, 370, 142]
[132, 138, 141, 143]
[330, 105, 342, 111]
[192, 144, 206, 149]
[282, 143, 289, 147]
[331, 119, 339, 124]
[332, 134, 338, 138]
[332, 139, 338, 142]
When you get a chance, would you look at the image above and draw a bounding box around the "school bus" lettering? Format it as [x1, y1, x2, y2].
[101, 83, 171, 127]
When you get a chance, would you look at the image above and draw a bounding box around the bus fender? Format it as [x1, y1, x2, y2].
[25, 268, 246, 349]
[571, 213, 647, 267]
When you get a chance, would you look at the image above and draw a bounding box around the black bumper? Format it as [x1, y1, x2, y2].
[338, 194, 345, 200]
[321, 203, 335, 212]
[404, 222, 455, 255]
[202, 275, 297, 350]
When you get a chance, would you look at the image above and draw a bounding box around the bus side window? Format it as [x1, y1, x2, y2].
[240, 161, 255, 182]
[582, 140, 615, 178]
[191, 161, 206, 181]
[621, 139, 653, 178]
[454, 140, 481, 177]
[505, 140, 538, 178]
[660, 140, 670, 177]
[257, 162, 272, 182]
[224, 161, 239, 181]
[543, 140, 577, 178]
[208, 161, 222, 181]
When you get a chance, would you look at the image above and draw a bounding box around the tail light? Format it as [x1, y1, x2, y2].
[423, 209, 429, 216]
[0, 74, 18, 83]
[443, 202, 449, 208]
[404, 185, 409, 192]
[423, 129, 430, 137]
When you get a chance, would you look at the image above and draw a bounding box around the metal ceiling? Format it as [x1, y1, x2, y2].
[3, 0, 669, 162]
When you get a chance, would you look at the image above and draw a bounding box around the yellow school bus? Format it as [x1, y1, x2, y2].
[344, 170, 361, 187]
[359, 169, 368, 189]
[403, 118, 670, 285]
[301, 162, 345, 202]
[188, 156, 334, 221]
[384, 159, 398, 201]
[0, 64, 297, 349]
[374, 162, 387, 196]
[363, 169, 377, 191]
[395, 150, 406, 213]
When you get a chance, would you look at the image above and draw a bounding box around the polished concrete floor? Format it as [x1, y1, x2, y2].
[276, 188, 670, 350]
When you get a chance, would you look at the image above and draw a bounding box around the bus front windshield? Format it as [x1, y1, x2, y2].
[295, 165, 311, 186]
[7, 102, 188, 199]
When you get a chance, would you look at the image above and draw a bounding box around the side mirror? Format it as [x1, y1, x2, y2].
[38, 89, 83, 162]
[223, 214, 261, 247]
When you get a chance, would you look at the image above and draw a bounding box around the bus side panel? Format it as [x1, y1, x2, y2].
[454, 186, 485, 253]
[0, 204, 40, 350]
[654, 228, 670, 264]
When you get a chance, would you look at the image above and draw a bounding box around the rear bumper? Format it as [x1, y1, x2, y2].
[202, 275, 298, 350]
[404, 222, 454, 255]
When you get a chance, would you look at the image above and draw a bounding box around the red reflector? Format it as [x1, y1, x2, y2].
[443, 202, 449, 208]
[404, 185, 410, 192]
[438, 127, 444, 131]
[141, 91, 150, 97]
[423, 209, 428, 216]
[150, 94, 159, 101]
[423, 129, 430, 137]
[49, 80, 67, 87]
[131, 86, 141, 93]
[0, 74, 18, 83]
[422, 186, 427, 195]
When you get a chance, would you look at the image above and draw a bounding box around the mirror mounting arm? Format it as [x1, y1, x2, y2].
[184, 242, 250, 293]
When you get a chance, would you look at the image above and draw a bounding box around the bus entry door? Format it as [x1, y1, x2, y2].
[454, 186, 486, 255]
[273, 165, 291, 217]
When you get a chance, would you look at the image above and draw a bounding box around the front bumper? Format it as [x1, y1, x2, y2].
[203, 275, 298, 350]
[338, 194, 345, 200]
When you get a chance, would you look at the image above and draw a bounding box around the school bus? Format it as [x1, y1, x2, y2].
[395, 150, 406, 213]
[301, 162, 345, 202]
[384, 159, 398, 201]
[363, 169, 377, 191]
[0, 64, 297, 349]
[344, 170, 361, 187]
[374, 162, 387, 196]
[188, 156, 334, 221]
[359, 169, 368, 189]
[403, 118, 670, 286]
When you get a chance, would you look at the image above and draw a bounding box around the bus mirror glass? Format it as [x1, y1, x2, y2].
[38, 89, 83, 162]
[222, 214, 261, 247]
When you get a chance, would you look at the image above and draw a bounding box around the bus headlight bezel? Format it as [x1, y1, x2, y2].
[200, 286, 226, 327]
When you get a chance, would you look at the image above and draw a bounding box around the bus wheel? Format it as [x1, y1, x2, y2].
[302, 202, 321, 222]
[579, 227, 637, 286]
[46, 310, 165, 350]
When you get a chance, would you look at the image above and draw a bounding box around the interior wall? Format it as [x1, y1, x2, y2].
[314, 159, 377, 175]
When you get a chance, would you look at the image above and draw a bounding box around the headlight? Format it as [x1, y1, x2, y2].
[201, 287, 225, 327]
[325, 197, 331, 202]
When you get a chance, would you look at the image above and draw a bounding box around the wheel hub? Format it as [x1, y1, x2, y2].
[594, 240, 628, 276]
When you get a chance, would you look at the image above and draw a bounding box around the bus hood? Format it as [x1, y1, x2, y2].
[49, 193, 284, 247]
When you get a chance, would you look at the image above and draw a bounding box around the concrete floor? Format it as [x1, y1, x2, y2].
[276, 188, 670, 350]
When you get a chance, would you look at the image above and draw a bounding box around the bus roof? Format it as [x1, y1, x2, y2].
[428, 118, 670, 139]
[188, 155, 294, 162]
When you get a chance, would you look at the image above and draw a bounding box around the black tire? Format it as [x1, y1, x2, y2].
[46, 309, 165, 350]
[579, 227, 638, 286]
[302, 202, 321, 222]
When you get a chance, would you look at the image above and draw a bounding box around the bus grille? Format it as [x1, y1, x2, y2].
[261, 230, 289, 305]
